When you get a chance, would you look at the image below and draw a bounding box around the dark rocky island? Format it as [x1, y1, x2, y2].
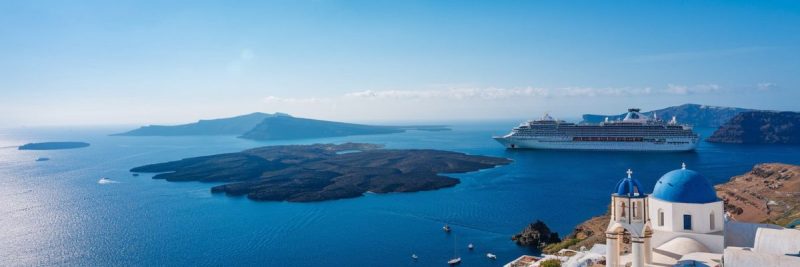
[18, 142, 90, 150]
[582, 103, 752, 127]
[512, 220, 561, 248]
[130, 143, 510, 202]
[115, 112, 450, 140]
[707, 111, 800, 144]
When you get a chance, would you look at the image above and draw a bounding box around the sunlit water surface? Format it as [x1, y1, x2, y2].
[1, 124, 799, 266]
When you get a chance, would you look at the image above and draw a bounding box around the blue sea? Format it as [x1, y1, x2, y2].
[2, 123, 799, 266]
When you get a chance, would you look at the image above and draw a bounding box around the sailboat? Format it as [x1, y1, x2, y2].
[447, 235, 461, 265]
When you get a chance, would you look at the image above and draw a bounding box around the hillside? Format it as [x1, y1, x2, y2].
[114, 112, 448, 140]
[581, 103, 752, 127]
[716, 163, 800, 226]
[114, 112, 282, 136]
[238, 116, 404, 140]
[707, 111, 800, 144]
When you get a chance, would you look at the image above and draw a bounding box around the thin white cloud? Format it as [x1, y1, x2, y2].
[558, 87, 653, 97]
[756, 82, 776, 91]
[264, 83, 768, 105]
[345, 87, 660, 100]
[344, 87, 551, 100]
[664, 84, 720, 95]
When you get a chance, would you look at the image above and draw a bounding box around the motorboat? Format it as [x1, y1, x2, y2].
[447, 257, 461, 265]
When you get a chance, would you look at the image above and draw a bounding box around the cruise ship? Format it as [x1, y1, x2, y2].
[493, 108, 699, 151]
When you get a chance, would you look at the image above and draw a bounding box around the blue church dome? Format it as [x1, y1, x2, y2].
[613, 169, 646, 197]
[652, 165, 718, 204]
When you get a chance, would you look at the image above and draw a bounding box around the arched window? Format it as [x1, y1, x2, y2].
[710, 212, 715, 230]
[620, 202, 626, 218]
[658, 209, 664, 226]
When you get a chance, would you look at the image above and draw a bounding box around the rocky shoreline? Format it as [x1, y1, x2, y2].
[512, 220, 561, 248]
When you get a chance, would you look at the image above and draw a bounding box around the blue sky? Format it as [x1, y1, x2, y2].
[1, 0, 799, 126]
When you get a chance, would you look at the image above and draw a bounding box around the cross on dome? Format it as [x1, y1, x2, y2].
[627, 169, 633, 178]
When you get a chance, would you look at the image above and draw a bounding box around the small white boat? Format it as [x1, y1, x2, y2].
[98, 177, 117, 184]
[448, 235, 461, 265]
[443, 224, 451, 233]
[412, 254, 418, 260]
[467, 243, 474, 250]
[486, 253, 497, 260]
[447, 257, 461, 265]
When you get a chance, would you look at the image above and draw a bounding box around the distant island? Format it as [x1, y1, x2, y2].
[707, 111, 800, 144]
[114, 112, 450, 140]
[582, 103, 752, 127]
[536, 163, 800, 254]
[130, 143, 510, 202]
[239, 116, 403, 140]
[18, 142, 90, 150]
[113, 112, 284, 136]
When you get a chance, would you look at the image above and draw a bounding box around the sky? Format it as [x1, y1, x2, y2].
[1, 0, 799, 126]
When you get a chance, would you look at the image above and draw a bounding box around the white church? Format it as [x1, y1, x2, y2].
[604, 164, 800, 267]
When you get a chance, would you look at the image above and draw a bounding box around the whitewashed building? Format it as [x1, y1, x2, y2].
[604, 164, 800, 267]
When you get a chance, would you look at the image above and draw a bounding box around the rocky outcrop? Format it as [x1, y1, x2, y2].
[707, 111, 800, 144]
[541, 212, 611, 254]
[131, 143, 511, 202]
[582, 103, 752, 127]
[715, 163, 800, 226]
[512, 220, 561, 247]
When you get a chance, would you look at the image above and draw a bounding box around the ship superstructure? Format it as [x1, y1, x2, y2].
[493, 109, 699, 151]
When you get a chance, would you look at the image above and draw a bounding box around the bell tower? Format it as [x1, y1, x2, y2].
[606, 169, 652, 267]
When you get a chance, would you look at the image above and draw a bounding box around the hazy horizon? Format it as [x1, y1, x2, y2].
[2, 1, 799, 127]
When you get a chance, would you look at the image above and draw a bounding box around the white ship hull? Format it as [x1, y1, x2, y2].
[493, 136, 698, 152]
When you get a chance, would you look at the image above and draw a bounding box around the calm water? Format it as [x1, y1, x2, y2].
[1, 123, 799, 266]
